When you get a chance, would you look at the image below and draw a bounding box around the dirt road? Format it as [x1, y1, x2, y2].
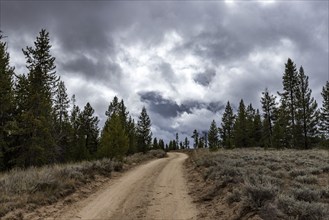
[58, 152, 197, 220]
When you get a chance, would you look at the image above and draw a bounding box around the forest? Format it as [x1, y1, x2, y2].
[0, 29, 328, 171]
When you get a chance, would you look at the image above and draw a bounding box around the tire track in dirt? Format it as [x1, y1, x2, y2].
[57, 152, 197, 220]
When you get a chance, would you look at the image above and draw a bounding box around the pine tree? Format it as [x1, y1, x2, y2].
[261, 88, 277, 147]
[184, 137, 190, 149]
[278, 58, 299, 147]
[15, 29, 59, 167]
[79, 102, 99, 157]
[136, 107, 152, 153]
[295, 66, 319, 149]
[53, 80, 71, 161]
[253, 109, 263, 147]
[99, 113, 128, 160]
[208, 120, 219, 150]
[320, 81, 329, 141]
[158, 139, 165, 150]
[219, 101, 235, 148]
[234, 99, 247, 148]
[175, 133, 179, 149]
[272, 100, 290, 148]
[69, 95, 82, 161]
[191, 129, 199, 148]
[153, 137, 158, 149]
[126, 116, 137, 155]
[0, 33, 15, 170]
[246, 103, 255, 147]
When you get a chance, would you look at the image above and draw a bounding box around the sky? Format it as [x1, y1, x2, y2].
[1, 0, 328, 143]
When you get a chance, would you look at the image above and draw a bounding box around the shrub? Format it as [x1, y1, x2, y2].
[292, 187, 320, 202]
[278, 195, 329, 220]
[227, 190, 242, 204]
[244, 182, 277, 209]
[289, 169, 306, 177]
[295, 175, 318, 184]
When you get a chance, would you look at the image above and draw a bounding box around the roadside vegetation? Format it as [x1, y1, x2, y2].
[0, 149, 166, 218]
[187, 148, 329, 219]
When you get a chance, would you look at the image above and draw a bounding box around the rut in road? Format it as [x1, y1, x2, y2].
[58, 152, 198, 220]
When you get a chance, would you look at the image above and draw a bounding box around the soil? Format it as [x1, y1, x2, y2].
[24, 152, 198, 220]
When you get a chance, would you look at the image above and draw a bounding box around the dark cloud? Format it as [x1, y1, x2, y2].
[194, 69, 216, 86]
[1, 1, 327, 142]
[139, 91, 224, 118]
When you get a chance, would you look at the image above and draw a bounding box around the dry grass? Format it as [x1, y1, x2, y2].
[0, 149, 166, 218]
[188, 148, 329, 219]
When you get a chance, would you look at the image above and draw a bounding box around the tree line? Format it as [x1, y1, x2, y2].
[193, 58, 328, 150]
[0, 30, 155, 171]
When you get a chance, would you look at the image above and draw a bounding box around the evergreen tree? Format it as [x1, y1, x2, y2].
[78, 103, 99, 158]
[208, 120, 219, 150]
[278, 58, 299, 147]
[69, 95, 82, 161]
[198, 137, 205, 148]
[184, 137, 190, 149]
[253, 109, 263, 147]
[153, 137, 158, 149]
[295, 66, 319, 148]
[246, 103, 255, 147]
[320, 81, 329, 141]
[219, 101, 235, 148]
[53, 80, 71, 161]
[136, 107, 152, 153]
[234, 99, 248, 148]
[0, 34, 15, 170]
[191, 129, 199, 148]
[175, 133, 179, 149]
[158, 139, 165, 150]
[15, 29, 59, 167]
[261, 88, 277, 147]
[126, 116, 137, 155]
[272, 100, 290, 148]
[99, 113, 128, 160]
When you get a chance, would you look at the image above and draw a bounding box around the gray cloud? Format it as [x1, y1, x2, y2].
[1, 1, 328, 143]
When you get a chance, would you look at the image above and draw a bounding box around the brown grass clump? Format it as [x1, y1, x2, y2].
[187, 148, 329, 220]
[0, 149, 166, 218]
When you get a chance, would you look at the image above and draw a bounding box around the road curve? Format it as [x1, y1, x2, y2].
[57, 152, 198, 220]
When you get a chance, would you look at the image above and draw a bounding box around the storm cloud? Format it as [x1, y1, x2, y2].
[1, 1, 328, 142]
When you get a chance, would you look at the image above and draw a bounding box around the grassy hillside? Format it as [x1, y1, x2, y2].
[187, 148, 329, 220]
[0, 149, 166, 219]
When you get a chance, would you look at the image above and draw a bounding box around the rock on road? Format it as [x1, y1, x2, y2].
[58, 152, 198, 220]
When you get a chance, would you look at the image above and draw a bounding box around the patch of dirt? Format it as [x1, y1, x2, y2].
[13, 152, 197, 220]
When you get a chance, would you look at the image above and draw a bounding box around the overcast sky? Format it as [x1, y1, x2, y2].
[1, 0, 328, 142]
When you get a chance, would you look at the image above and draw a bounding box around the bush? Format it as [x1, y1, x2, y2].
[227, 190, 242, 204]
[278, 195, 328, 220]
[244, 182, 277, 209]
[292, 187, 320, 202]
[295, 175, 318, 184]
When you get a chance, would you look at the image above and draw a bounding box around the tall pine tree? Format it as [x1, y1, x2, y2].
[219, 101, 235, 148]
[234, 99, 247, 148]
[278, 58, 299, 147]
[208, 120, 219, 150]
[295, 66, 319, 149]
[136, 107, 152, 153]
[320, 81, 329, 142]
[261, 88, 277, 147]
[15, 29, 59, 167]
[0, 34, 15, 170]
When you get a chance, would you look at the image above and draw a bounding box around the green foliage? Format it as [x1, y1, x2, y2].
[295, 66, 319, 149]
[208, 120, 219, 150]
[320, 81, 329, 142]
[136, 107, 152, 153]
[234, 99, 248, 147]
[219, 101, 235, 148]
[99, 113, 128, 160]
[260, 88, 277, 148]
[0, 34, 15, 170]
[191, 129, 199, 148]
